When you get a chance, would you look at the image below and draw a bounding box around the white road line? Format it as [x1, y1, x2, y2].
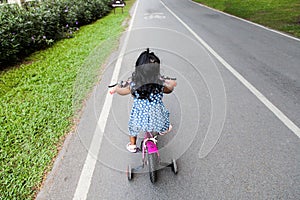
[72, 1, 140, 200]
[161, 1, 300, 138]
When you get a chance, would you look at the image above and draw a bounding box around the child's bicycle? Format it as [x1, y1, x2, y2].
[108, 76, 178, 183]
[127, 131, 178, 183]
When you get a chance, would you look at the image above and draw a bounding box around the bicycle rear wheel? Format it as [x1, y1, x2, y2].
[148, 152, 158, 183]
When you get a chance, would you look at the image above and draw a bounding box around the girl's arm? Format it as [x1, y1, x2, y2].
[163, 80, 177, 94]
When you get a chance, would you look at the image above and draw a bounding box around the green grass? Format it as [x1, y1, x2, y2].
[194, 0, 300, 38]
[0, 1, 134, 199]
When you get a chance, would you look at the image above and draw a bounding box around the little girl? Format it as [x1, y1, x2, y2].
[111, 49, 177, 153]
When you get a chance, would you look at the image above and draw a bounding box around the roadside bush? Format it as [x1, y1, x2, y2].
[0, 0, 111, 68]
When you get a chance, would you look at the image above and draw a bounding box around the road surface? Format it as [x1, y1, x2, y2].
[37, 0, 300, 199]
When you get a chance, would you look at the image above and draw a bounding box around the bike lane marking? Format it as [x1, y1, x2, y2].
[72, 1, 139, 199]
[160, 0, 300, 147]
[189, 0, 300, 42]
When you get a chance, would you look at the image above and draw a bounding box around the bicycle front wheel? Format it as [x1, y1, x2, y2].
[148, 152, 158, 183]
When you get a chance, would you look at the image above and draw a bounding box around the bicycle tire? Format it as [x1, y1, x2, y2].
[171, 159, 178, 174]
[148, 152, 158, 183]
[126, 165, 133, 181]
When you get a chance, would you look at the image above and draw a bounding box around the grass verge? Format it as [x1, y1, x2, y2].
[0, 1, 134, 199]
[194, 0, 300, 38]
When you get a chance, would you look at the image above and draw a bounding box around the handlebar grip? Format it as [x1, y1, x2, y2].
[166, 77, 176, 80]
[108, 81, 129, 88]
[161, 76, 176, 80]
[108, 83, 118, 88]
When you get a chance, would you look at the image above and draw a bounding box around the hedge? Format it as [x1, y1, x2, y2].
[0, 0, 112, 68]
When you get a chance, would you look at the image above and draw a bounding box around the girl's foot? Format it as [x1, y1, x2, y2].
[126, 142, 137, 153]
[159, 124, 172, 135]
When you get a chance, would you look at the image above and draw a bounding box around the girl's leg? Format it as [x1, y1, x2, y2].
[130, 136, 137, 145]
[127, 136, 137, 153]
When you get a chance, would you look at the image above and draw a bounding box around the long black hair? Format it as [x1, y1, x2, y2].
[131, 49, 164, 100]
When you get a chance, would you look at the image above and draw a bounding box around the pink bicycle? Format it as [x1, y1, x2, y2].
[126, 131, 178, 183]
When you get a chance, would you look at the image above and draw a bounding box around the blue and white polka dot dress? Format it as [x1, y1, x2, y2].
[128, 84, 170, 136]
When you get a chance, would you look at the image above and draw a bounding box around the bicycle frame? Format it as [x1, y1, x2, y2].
[142, 132, 159, 161]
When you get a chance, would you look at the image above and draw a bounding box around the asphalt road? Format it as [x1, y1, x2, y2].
[37, 0, 300, 199]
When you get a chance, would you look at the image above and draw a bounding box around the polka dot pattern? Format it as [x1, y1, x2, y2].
[128, 83, 170, 136]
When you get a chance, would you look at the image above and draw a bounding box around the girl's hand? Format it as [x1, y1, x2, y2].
[109, 87, 116, 95]
[110, 84, 131, 95]
[109, 80, 131, 95]
[163, 80, 177, 94]
[164, 79, 177, 88]
[165, 80, 177, 87]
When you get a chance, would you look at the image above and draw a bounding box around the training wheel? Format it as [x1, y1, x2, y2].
[126, 165, 133, 181]
[171, 159, 178, 174]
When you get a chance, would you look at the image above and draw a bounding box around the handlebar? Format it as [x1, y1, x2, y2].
[108, 76, 176, 88]
[161, 75, 177, 81]
[108, 80, 129, 88]
[108, 83, 118, 88]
